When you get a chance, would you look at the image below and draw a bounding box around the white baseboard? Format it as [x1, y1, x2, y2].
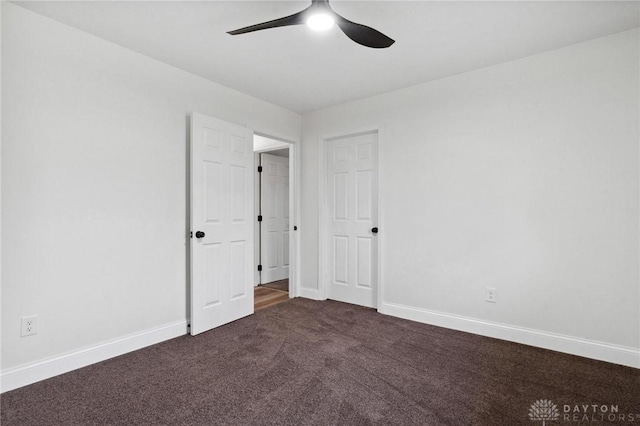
[379, 302, 640, 369]
[298, 287, 321, 300]
[4, 304, 635, 394]
[1, 320, 188, 393]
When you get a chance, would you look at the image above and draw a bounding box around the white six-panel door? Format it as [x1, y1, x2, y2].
[190, 112, 254, 335]
[326, 131, 378, 308]
[260, 153, 290, 284]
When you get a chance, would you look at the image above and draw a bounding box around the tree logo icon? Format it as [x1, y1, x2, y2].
[529, 400, 560, 425]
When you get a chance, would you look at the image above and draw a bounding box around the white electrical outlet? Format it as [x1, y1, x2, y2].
[21, 315, 38, 337]
[485, 287, 497, 303]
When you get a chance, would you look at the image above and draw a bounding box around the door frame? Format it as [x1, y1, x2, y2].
[253, 134, 299, 298]
[317, 125, 384, 309]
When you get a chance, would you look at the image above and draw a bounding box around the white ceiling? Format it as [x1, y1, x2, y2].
[13, 1, 640, 113]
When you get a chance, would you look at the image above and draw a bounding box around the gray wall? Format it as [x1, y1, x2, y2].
[1, 3, 300, 372]
[301, 29, 639, 365]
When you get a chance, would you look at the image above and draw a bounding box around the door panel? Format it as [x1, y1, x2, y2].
[204, 161, 221, 222]
[326, 132, 378, 308]
[191, 112, 254, 335]
[283, 231, 290, 266]
[204, 243, 222, 306]
[357, 237, 373, 288]
[260, 153, 290, 284]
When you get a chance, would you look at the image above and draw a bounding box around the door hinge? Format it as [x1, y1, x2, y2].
[257, 264, 262, 272]
[257, 166, 263, 173]
[258, 215, 262, 222]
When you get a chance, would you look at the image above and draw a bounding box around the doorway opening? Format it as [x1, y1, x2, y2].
[253, 135, 295, 310]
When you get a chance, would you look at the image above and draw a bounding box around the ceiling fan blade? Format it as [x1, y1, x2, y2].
[335, 17, 395, 49]
[228, 8, 309, 35]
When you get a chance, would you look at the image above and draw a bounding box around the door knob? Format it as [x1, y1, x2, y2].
[195, 231, 205, 238]
[371, 227, 378, 234]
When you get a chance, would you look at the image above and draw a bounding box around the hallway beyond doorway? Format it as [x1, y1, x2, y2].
[260, 279, 288, 292]
[254, 280, 289, 311]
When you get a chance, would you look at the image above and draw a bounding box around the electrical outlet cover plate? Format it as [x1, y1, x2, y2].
[486, 287, 497, 303]
[21, 315, 38, 337]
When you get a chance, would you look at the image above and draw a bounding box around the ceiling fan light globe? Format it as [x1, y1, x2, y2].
[306, 13, 335, 31]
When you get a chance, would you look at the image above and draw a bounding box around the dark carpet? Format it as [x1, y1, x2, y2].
[260, 279, 289, 292]
[2, 299, 639, 425]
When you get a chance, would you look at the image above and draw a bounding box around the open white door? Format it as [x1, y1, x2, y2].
[326, 131, 379, 308]
[260, 153, 290, 284]
[190, 112, 254, 335]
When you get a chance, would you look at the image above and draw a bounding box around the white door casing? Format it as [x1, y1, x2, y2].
[260, 153, 290, 284]
[326, 131, 379, 308]
[190, 112, 254, 335]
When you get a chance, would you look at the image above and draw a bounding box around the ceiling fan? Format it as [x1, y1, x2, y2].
[227, 0, 395, 49]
